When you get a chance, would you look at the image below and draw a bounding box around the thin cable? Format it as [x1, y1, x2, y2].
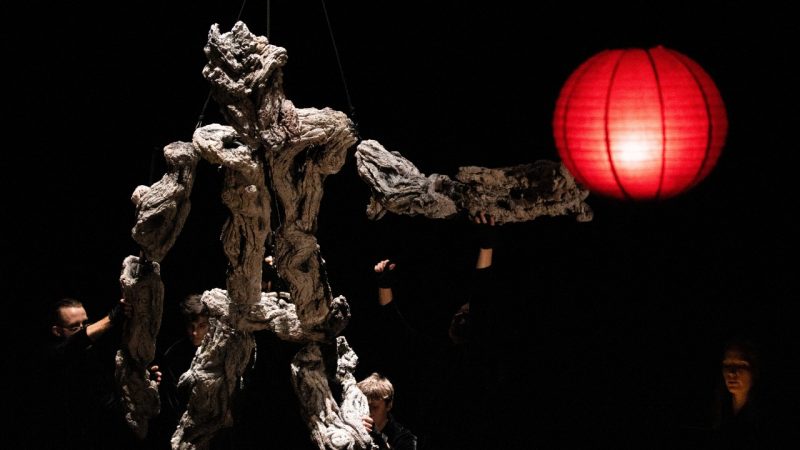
[194, 92, 213, 130]
[320, 0, 357, 126]
[236, 0, 248, 21]
[260, 0, 283, 232]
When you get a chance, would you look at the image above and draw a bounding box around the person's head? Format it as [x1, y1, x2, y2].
[448, 302, 470, 345]
[180, 294, 210, 347]
[262, 255, 276, 291]
[721, 338, 760, 401]
[262, 254, 287, 292]
[50, 298, 89, 339]
[357, 373, 394, 429]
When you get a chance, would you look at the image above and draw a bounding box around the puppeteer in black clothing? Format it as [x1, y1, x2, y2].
[146, 293, 240, 449]
[371, 413, 418, 450]
[373, 267, 498, 450]
[40, 316, 133, 449]
[710, 337, 783, 450]
[149, 336, 197, 447]
[365, 213, 502, 450]
[714, 398, 772, 450]
[357, 371, 418, 450]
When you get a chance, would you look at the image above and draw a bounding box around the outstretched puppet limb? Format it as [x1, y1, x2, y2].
[356, 139, 593, 223]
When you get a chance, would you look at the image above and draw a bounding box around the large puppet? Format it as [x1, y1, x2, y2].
[115, 22, 591, 450]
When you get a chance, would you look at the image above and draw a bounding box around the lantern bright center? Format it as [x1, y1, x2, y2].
[613, 130, 659, 166]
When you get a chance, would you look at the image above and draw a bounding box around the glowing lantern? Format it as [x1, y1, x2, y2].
[553, 46, 727, 200]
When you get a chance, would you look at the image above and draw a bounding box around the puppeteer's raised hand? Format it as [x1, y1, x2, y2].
[374, 259, 397, 289]
[472, 212, 496, 269]
[109, 299, 128, 327]
[473, 211, 497, 250]
[148, 365, 162, 385]
[374, 259, 397, 306]
[362, 415, 374, 433]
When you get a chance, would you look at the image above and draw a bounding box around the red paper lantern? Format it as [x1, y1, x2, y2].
[553, 46, 727, 200]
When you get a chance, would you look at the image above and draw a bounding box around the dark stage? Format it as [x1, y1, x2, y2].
[5, 1, 797, 448]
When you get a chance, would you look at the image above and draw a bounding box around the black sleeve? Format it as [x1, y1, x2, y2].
[376, 301, 418, 344]
[464, 266, 495, 345]
[392, 429, 418, 450]
[375, 299, 443, 355]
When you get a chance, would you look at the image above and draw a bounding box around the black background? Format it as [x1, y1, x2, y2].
[5, 0, 797, 447]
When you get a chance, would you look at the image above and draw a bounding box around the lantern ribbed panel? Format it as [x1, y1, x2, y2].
[553, 46, 727, 200]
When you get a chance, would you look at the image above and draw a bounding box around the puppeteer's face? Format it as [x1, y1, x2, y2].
[367, 399, 390, 426]
[53, 306, 89, 338]
[722, 350, 753, 397]
[186, 315, 210, 347]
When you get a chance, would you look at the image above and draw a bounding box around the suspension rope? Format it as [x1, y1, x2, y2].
[237, 0, 249, 23]
[194, 92, 213, 130]
[320, 0, 358, 130]
[261, 0, 283, 232]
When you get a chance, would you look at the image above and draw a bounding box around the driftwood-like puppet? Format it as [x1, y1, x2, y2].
[115, 20, 591, 450]
[356, 139, 592, 223]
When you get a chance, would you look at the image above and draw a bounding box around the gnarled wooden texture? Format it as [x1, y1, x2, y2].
[120, 19, 593, 450]
[131, 141, 200, 262]
[118, 141, 199, 437]
[170, 123, 271, 449]
[245, 290, 350, 340]
[116, 256, 164, 439]
[168, 22, 366, 450]
[356, 139, 593, 223]
[268, 104, 357, 329]
[193, 124, 270, 308]
[290, 337, 374, 450]
[172, 288, 362, 449]
[172, 291, 254, 450]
